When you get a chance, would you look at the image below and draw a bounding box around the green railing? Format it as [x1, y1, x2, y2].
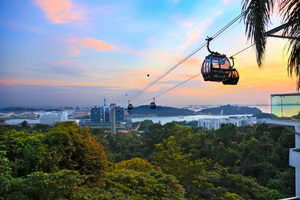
[271, 93, 300, 118]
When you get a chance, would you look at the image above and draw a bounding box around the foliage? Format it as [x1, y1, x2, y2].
[44, 122, 108, 186]
[136, 119, 154, 131]
[172, 120, 198, 128]
[105, 169, 185, 200]
[0, 120, 295, 199]
[141, 123, 182, 157]
[267, 168, 295, 196]
[3, 170, 88, 200]
[105, 131, 143, 162]
[21, 120, 28, 127]
[112, 157, 159, 172]
[0, 122, 108, 187]
[0, 151, 13, 198]
[152, 136, 207, 184]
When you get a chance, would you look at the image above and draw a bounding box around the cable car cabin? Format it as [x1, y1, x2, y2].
[201, 54, 231, 82]
[150, 102, 156, 109]
[201, 36, 239, 85]
[128, 104, 133, 110]
[222, 68, 239, 85]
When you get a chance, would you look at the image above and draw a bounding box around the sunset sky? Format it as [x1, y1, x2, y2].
[0, 0, 297, 107]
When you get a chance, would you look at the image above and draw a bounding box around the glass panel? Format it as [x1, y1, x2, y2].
[212, 57, 220, 68]
[206, 59, 210, 73]
[220, 57, 230, 69]
[271, 94, 300, 118]
[211, 57, 230, 69]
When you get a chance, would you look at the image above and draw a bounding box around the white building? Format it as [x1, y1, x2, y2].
[198, 116, 258, 130]
[39, 112, 68, 125]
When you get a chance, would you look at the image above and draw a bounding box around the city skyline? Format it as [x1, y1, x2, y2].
[0, 0, 297, 107]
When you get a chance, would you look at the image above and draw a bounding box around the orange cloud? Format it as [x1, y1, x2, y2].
[34, 0, 86, 24]
[59, 59, 70, 64]
[66, 45, 81, 57]
[67, 38, 117, 51]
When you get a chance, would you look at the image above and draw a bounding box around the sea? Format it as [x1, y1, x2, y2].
[130, 105, 272, 125]
[3, 105, 275, 125]
[131, 114, 253, 125]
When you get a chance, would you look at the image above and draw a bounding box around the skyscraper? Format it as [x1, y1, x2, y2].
[103, 106, 110, 122]
[91, 106, 101, 123]
[116, 106, 124, 122]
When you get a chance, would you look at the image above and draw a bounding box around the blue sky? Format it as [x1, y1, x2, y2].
[0, 0, 296, 107]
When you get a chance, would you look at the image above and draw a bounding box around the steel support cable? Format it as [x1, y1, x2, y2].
[230, 43, 255, 58]
[128, 43, 207, 102]
[126, 13, 244, 104]
[114, 4, 230, 105]
[211, 13, 243, 40]
[135, 73, 201, 106]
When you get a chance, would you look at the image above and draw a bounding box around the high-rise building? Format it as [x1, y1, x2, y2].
[116, 106, 124, 122]
[103, 106, 110, 122]
[91, 106, 101, 123]
[91, 105, 125, 124]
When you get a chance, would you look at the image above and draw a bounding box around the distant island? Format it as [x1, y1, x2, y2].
[129, 105, 195, 117]
[129, 105, 262, 117]
[198, 105, 262, 115]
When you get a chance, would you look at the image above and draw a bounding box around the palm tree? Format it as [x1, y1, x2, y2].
[242, 0, 300, 90]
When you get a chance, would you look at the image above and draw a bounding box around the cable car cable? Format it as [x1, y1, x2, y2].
[113, 3, 230, 104]
[135, 73, 201, 106]
[123, 13, 243, 105]
[230, 43, 255, 58]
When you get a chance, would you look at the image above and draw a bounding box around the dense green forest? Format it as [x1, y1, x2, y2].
[0, 121, 295, 199]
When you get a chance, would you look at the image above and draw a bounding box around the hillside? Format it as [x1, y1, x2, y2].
[199, 105, 262, 115]
[129, 105, 196, 117]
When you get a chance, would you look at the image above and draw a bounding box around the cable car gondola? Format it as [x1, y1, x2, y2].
[201, 37, 239, 85]
[222, 58, 239, 85]
[128, 101, 133, 110]
[150, 98, 156, 109]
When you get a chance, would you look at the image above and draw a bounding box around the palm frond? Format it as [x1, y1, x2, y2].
[242, 0, 274, 67]
[280, 0, 300, 90]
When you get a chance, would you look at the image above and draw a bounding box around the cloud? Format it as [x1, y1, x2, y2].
[34, 0, 86, 24]
[66, 38, 117, 51]
[66, 45, 81, 57]
[173, 17, 195, 28]
[59, 59, 70, 64]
